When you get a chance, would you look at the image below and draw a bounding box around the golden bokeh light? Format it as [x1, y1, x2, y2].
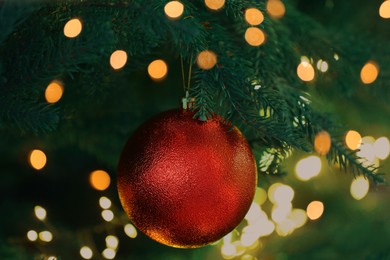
[124, 223, 138, 238]
[164, 1, 184, 19]
[196, 50, 217, 70]
[314, 131, 331, 156]
[316, 59, 329, 72]
[105, 235, 119, 249]
[205, 0, 225, 11]
[80, 246, 93, 259]
[102, 248, 116, 259]
[297, 61, 315, 82]
[379, 0, 390, 18]
[39, 231, 53, 242]
[306, 201, 324, 220]
[350, 176, 370, 200]
[110, 50, 128, 70]
[345, 130, 362, 150]
[244, 202, 262, 224]
[221, 243, 236, 258]
[89, 170, 111, 191]
[34, 205, 47, 221]
[64, 18, 83, 38]
[245, 8, 264, 25]
[29, 149, 47, 170]
[360, 61, 379, 84]
[99, 196, 112, 209]
[271, 204, 292, 223]
[374, 137, 390, 160]
[245, 27, 266, 47]
[27, 230, 38, 241]
[268, 182, 283, 204]
[254, 187, 267, 205]
[357, 136, 377, 163]
[45, 81, 64, 103]
[295, 155, 322, 181]
[101, 209, 114, 222]
[273, 185, 294, 204]
[148, 59, 168, 80]
[290, 209, 307, 228]
[266, 0, 286, 19]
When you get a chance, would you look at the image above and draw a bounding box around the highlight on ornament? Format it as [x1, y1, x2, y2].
[148, 59, 168, 80]
[314, 131, 331, 156]
[110, 50, 128, 70]
[266, 0, 286, 19]
[45, 81, 64, 104]
[306, 201, 324, 220]
[345, 130, 362, 150]
[360, 61, 379, 84]
[379, 0, 390, 18]
[350, 176, 370, 200]
[245, 27, 266, 47]
[297, 59, 315, 82]
[295, 155, 322, 181]
[164, 1, 184, 19]
[89, 170, 111, 191]
[64, 18, 83, 38]
[196, 50, 217, 70]
[245, 8, 264, 25]
[204, 0, 225, 11]
[29, 149, 47, 170]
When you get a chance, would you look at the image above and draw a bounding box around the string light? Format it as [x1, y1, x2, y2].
[289, 209, 307, 228]
[45, 81, 64, 103]
[148, 59, 168, 80]
[101, 210, 114, 222]
[105, 235, 119, 249]
[297, 61, 315, 82]
[345, 130, 362, 150]
[39, 231, 53, 242]
[350, 176, 370, 200]
[295, 156, 322, 181]
[266, 0, 286, 19]
[245, 27, 266, 46]
[316, 59, 329, 72]
[267, 183, 283, 204]
[48, 257, 57, 260]
[245, 8, 264, 25]
[99, 196, 112, 209]
[34, 205, 47, 221]
[27, 230, 38, 241]
[221, 243, 236, 258]
[306, 201, 324, 220]
[124, 223, 138, 238]
[254, 187, 267, 206]
[360, 61, 379, 84]
[80, 246, 93, 259]
[64, 18, 82, 38]
[314, 131, 331, 156]
[205, 0, 225, 11]
[29, 149, 47, 170]
[374, 137, 390, 160]
[164, 1, 184, 19]
[110, 50, 128, 70]
[379, 0, 390, 18]
[273, 185, 294, 204]
[196, 50, 217, 70]
[102, 248, 116, 259]
[89, 170, 111, 191]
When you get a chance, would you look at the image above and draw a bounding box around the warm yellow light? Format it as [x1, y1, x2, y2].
[196, 50, 217, 70]
[110, 50, 128, 70]
[316, 59, 329, 72]
[358, 136, 376, 163]
[39, 231, 53, 242]
[205, 0, 225, 11]
[80, 246, 93, 259]
[45, 81, 64, 103]
[360, 61, 379, 84]
[47, 256, 57, 260]
[314, 131, 331, 156]
[102, 210, 114, 222]
[267, 182, 283, 204]
[271, 204, 292, 223]
[106, 235, 119, 249]
[251, 218, 275, 237]
[289, 209, 307, 228]
[295, 156, 322, 181]
[245, 27, 266, 47]
[266, 0, 286, 19]
[297, 62, 315, 82]
[34, 205, 47, 221]
[345, 130, 362, 150]
[274, 185, 294, 204]
[306, 201, 324, 220]
[164, 1, 184, 19]
[124, 223, 138, 238]
[27, 230, 38, 241]
[350, 176, 370, 200]
[379, 0, 390, 18]
[29, 149, 47, 170]
[245, 8, 264, 25]
[89, 170, 111, 191]
[99, 196, 112, 209]
[221, 243, 236, 258]
[64, 18, 82, 38]
[244, 202, 262, 223]
[254, 187, 267, 205]
[102, 248, 116, 259]
[148, 59, 168, 80]
[374, 137, 390, 160]
[240, 232, 259, 247]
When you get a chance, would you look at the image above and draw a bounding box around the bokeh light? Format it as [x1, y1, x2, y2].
[45, 81, 64, 103]
[245, 8, 264, 25]
[316, 59, 329, 72]
[290, 209, 307, 228]
[273, 185, 294, 204]
[64, 18, 82, 38]
[297, 61, 315, 82]
[110, 50, 128, 70]
[27, 230, 38, 241]
[314, 131, 331, 156]
[164, 1, 184, 19]
[102, 210, 114, 222]
[245, 27, 266, 46]
[80, 246, 93, 259]
[102, 248, 116, 259]
[221, 243, 236, 259]
[34, 205, 47, 221]
[39, 231, 53, 242]
[124, 223, 138, 238]
[99, 196, 112, 209]
[306, 201, 324, 220]
[350, 176, 370, 200]
[357, 136, 377, 164]
[266, 0, 286, 19]
[205, 0, 225, 11]
[106, 235, 119, 249]
[272, 204, 292, 223]
[360, 61, 379, 84]
[196, 50, 217, 70]
[29, 149, 47, 170]
[254, 187, 267, 205]
[148, 59, 168, 80]
[379, 0, 390, 18]
[345, 130, 362, 150]
[374, 137, 390, 160]
[89, 170, 111, 191]
[268, 183, 283, 204]
[295, 156, 322, 181]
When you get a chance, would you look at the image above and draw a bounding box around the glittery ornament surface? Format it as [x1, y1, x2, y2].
[117, 109, 257, 248]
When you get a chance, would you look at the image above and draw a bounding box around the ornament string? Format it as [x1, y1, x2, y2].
[180, 50, 194, 109]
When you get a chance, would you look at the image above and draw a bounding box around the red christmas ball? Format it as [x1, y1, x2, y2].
[117, 109, 257, 248]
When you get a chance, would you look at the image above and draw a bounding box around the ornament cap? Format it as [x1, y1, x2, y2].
[181, 91, 196, 110]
